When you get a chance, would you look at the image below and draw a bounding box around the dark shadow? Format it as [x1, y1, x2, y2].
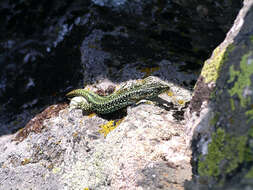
[90, 109, 128, 120]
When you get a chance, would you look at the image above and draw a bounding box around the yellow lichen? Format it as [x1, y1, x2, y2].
[201, 47, 226, 83]
[72, 132, 79, 138]
[21, 158, 31, 165]
[201, 44, 234, 84]
[47, 163, 54, 170]
[52, 167, 61, 174]
[55, 140, 61, 145]
[88, 113, 96, 118]
[140, 67, 160, 77]
[167, 91, 174, 97]
[228, 51, 253, 108]
[144, 100, 153, 105]
[199, 128, 249, 178]
[99, 119, 123, 137]
[177, 99, 185, 105]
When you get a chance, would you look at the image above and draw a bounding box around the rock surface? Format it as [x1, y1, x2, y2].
[185, 0, 253, 189]
[0, 0, 247, 189]
[0, 96, 191, 190]
[0, 0, 242, 135]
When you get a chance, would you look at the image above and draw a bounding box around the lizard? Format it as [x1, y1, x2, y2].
[66, 76, 170, 114]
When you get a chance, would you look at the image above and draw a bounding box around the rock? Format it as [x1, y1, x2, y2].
[185, 0, 253, 189]
[0, 98, 192, 189]
[0, 0, 242, 135]
[0, 0, 246, 189]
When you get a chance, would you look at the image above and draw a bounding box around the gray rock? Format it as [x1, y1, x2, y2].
[0, 99, 192, 189]
[0, 0, 248, 189]
[185, 0, 253, 189]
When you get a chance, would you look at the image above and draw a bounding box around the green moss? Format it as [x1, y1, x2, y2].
[210, 89, 217, 99]
[249, 127, 253, 138]
[210, 113, 220, 126]
[228, 52, 253, 107]
[226, 136, 247, 173]
[201, 44, 235, 84]
[198, 128, 248, 178]
[230, 99, 235, 111]
[246, 109, 253, 123]
[250, 35, 253, 44]
[199, 128, 225, 177]
[245, 166, 253, 179]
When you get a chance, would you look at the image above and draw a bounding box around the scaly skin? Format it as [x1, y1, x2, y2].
[66, 76, 170, 114]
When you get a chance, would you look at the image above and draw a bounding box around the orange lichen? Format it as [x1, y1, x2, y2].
[13, 103, 68, 142]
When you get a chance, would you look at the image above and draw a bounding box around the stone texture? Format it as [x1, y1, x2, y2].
[0, 0, 242, 136]
[185, 0, 253, 189]
[0, 97, 191, 190]
[0, 0, 247, 189]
